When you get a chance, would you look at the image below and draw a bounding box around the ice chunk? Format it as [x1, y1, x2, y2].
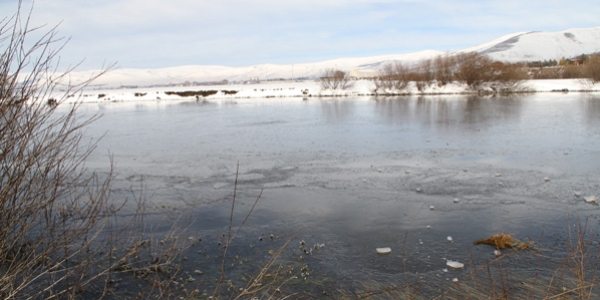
[376, 247, 391, 254]
[446, 260, 464, 269]
[213, 183, 228, 189]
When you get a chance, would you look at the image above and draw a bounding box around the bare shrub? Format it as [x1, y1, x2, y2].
[373, 62, 410, 93]
[0, 3, 313, 299]
[433, 53, 455, 86]
[455, 52, 494, 87]
[388, 62, 410, 91]
[377, 53, 533, 94]
[319, 68, 354, 90]
[0, 2, 136, 298]
[488, 61, 530, 93]
[454, 53, 529, 93]
[583, 54, 600, 83]
[562, 65, 584, 79]
[376, 54, 455, 92]
[415, 58, 434, 90]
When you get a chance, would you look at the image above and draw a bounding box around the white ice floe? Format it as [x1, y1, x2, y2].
[446, 260, 464, 269]
[376, 247, 392, 254]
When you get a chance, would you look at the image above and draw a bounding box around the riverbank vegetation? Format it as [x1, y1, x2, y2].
[0, 3, 219, 299]
[321, 52, 600, 95]
[369, 52, 531, 95]
[528, 54, 600, 83]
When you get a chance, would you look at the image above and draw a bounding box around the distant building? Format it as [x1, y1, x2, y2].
[348, 69, 380, 79]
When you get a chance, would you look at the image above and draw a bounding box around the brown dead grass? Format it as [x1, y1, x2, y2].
[475, 232, 534, 250]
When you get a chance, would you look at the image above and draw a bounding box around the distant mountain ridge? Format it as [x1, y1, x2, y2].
[75, 26, 600, 87]
[461, 27, 600, 62]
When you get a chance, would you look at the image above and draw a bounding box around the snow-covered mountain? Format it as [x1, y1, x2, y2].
[460, 27, 600, 62]
[72, 26, 600, 87]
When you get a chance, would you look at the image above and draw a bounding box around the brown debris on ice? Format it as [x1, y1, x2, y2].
[474, 232, 533, 250]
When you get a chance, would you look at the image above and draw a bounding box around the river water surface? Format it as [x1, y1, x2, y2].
[77, 93, 600, 296]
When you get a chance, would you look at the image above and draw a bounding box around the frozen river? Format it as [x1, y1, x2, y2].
[76, 93, 600, 294]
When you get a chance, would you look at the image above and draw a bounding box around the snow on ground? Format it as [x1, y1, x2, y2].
[62, 79, 599, 105]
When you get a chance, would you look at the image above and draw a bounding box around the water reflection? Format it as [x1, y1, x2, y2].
[371, 97, 412, 125]
[175, 99, 217, 107]
[320, 99, 355, 123]
[581, 95, 600, 126]
[373, 95, 524, 129]
[414, 96, 459, 128]
[463, 96, 523, 125]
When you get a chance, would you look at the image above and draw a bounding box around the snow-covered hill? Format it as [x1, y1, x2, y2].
[461, 27, 600, 62]
[69, 26, 600, 87]
[76, 50, 446, 87]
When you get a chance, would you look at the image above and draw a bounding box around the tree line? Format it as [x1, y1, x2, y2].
[319, 52, 600, 93]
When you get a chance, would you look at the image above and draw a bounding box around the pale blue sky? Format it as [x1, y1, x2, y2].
[4, 0, 599, 70]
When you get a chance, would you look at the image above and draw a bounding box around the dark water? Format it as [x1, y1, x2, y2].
[75, 93, 600, 295]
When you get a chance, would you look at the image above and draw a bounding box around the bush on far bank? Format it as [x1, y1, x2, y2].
[371, 52, 531, 94]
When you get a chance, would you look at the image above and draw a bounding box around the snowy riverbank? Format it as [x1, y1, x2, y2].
[65, 79, 599, 104]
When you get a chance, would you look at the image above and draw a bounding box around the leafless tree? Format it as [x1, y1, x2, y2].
[319, 68, 354, 90]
